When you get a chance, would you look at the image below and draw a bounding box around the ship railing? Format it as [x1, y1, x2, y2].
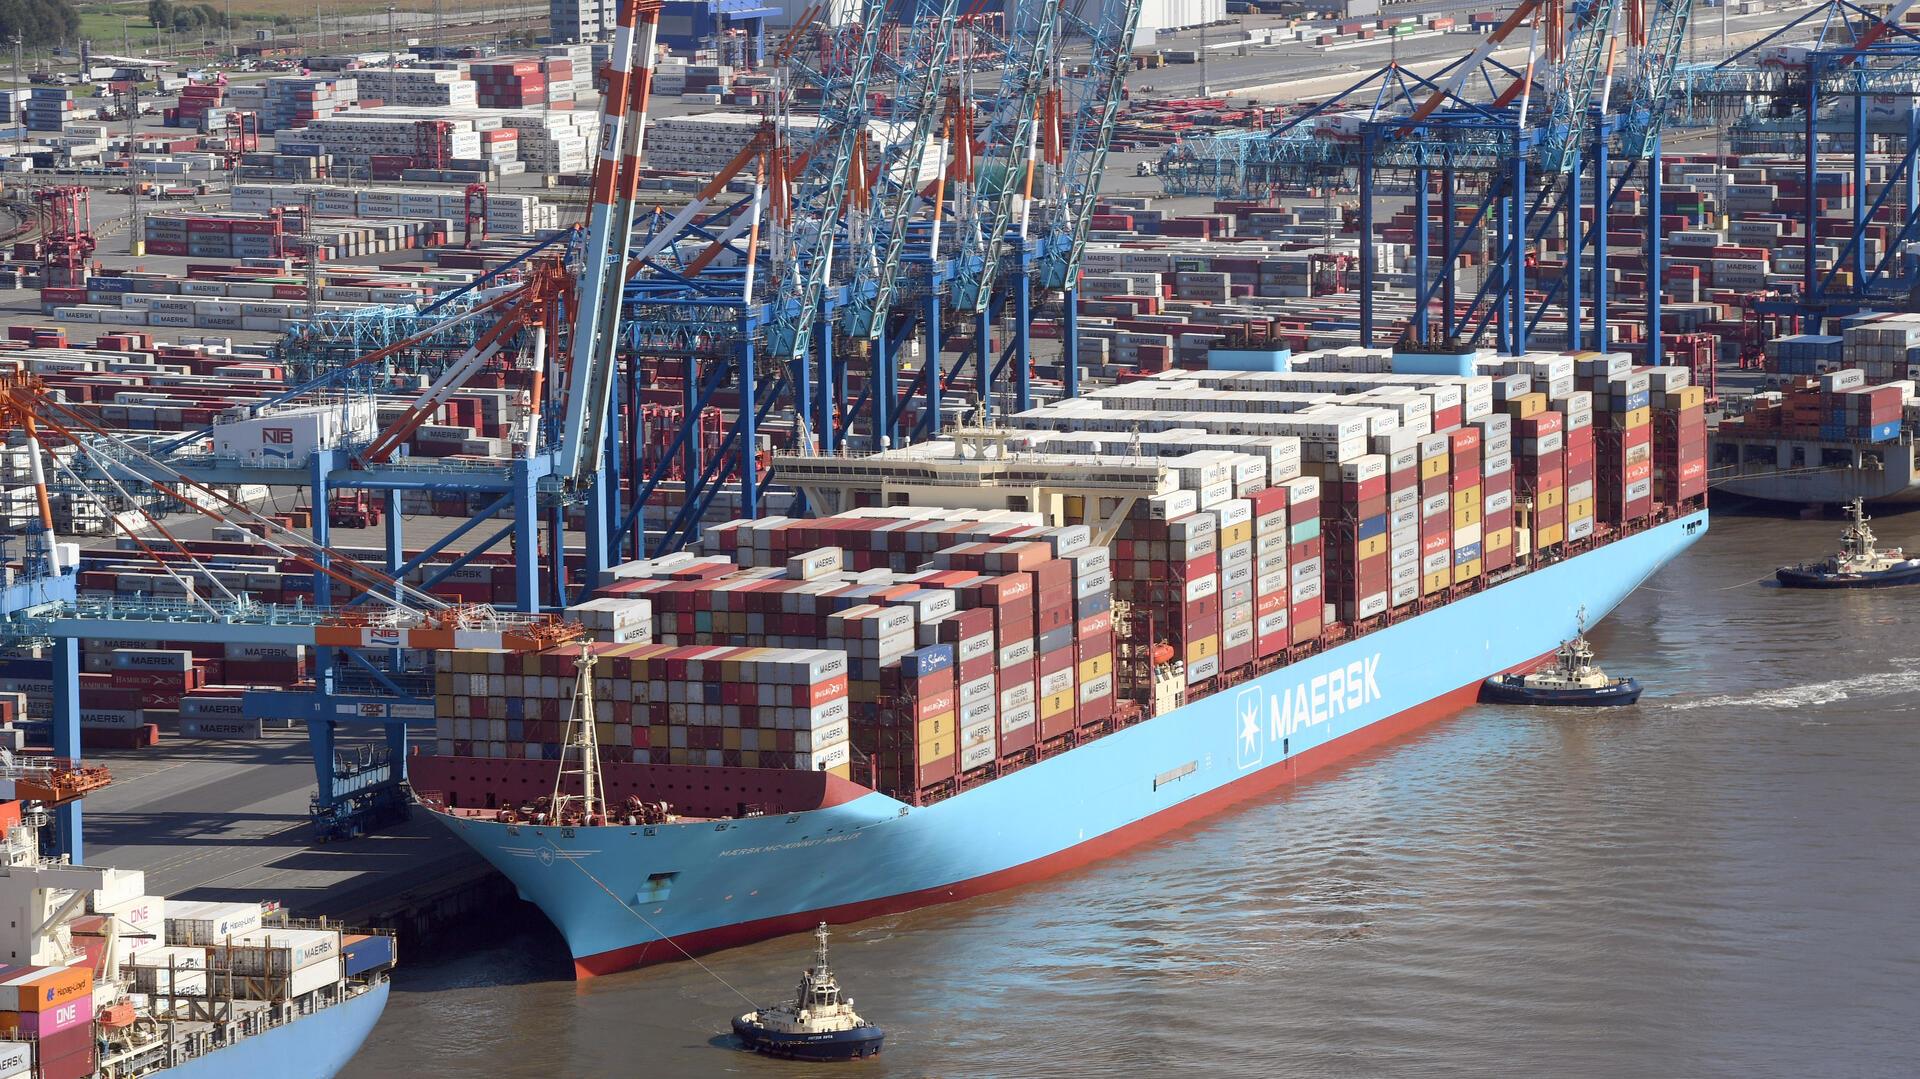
[267, 914, 393, 942]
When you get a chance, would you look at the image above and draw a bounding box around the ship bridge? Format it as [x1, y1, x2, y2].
[776, 428, 1180, 545]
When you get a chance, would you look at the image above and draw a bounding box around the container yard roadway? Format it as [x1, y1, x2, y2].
[81, 730, 491, 928]
[1130, 1, 1830, 101]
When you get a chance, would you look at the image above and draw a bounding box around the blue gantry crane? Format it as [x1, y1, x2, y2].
[0, 0, 1148, 850]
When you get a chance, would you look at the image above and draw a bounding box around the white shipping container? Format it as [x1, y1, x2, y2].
[213, 927, 340, 975]
[130, 966, 208, 995]
[285, 957, 343, 999]
[164, 900, 263, 945]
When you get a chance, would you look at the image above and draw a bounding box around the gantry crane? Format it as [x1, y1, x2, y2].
[0, 371, 583, 847]
[1037, 0, 1146, 400]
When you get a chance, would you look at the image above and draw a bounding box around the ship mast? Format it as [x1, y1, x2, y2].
[552, 643, 607, 823]
[1841, 497, 1877, 562]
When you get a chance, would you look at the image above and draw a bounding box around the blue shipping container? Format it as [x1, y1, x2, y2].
[901, 643, 954, 678]
[341, 934, 396, 977]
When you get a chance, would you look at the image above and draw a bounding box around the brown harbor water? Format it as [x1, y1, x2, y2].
[342, 511, 1920, 1078]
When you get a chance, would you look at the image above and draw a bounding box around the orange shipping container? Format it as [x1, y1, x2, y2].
[12, 965, 91, 1012]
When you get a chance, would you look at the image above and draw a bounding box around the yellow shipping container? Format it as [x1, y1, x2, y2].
[1568, 498, 1594, 521]
[1453, 503, 1482, 529]
[1538, 522, 1565, 547]
[1508, 392, 1547, 419]
[1485, 526, 1512, 553]
[1452, 486, 1480, 511]
[1673, 386, 1706, 410]
[1538, 486, 1564, 511]
[723, 728, 741, 751]
[1040, 690, 1075, 719]
[1423, 569, 1451, 594]
[1620, 405, 1651, 429]
[1220, 522, 1253, 547]
[917, 736, 953, 766]
[1186, 636, 1219, 664]
[1358, 533, 1388, 560]
[1420, 454, 1450, 480]
[1079, 654, 1112, 682]
[918, 712, 954, 744]
[1453, 558, 1482, 583]
[828, 763, 853, 780]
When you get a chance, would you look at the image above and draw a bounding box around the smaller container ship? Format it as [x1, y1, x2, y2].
[732, 924, 883, 1062]
[1714, 351, 1916, 507]
[1776, 498, 1920, 588]
[0, 759, 395, 1079]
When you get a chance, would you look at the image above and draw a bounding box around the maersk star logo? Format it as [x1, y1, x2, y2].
[1235, 686, 1263, 770]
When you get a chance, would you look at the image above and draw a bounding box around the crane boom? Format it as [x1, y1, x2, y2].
[948, 0, 1063, 313]
[1037, 0, 1146, 291]
[556, 0, 660, 483]
[765, 8, 889, 360]
[1619, 0, 1694, 158]
[843, 0, 960, 339]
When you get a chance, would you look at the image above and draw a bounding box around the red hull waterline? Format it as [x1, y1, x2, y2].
[570, 655, 1547, 978]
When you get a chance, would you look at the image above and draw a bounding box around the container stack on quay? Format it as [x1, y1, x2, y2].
[231, 183, 564, 235]
[646, 112, 937, 180]
[469, 61, 553, 108]
[258, 76, 359, 132]
[23, 87, 71, 134]
[349, 68, 481, 109]
[166, 81, 226, 128]
[280, 113, 483, 163]
[0, 641, 304, 747]
[40, 253, 485, 329]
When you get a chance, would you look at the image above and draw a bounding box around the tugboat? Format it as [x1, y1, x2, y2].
[1776, 497, 1920, 588]
[1481, 609, 1643, 707]
[733, 924, 885, 1061]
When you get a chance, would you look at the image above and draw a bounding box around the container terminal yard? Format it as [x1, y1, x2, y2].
[0, 0, 1901, 1069]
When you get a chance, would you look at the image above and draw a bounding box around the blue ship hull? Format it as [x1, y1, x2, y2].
[154, 981, 389, 1079]
[431, 512, 1709, 976]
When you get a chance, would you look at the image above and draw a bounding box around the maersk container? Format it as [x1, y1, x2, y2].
[214, 928, 339, 976]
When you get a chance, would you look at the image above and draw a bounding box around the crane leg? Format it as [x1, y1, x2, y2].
[50, 636, 80, 862]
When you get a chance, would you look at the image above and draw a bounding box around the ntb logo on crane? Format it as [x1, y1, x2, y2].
[261, 426, 295, 462]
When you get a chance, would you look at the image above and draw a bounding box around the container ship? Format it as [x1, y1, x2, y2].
[1715, 317, 1920, 506]
[0, 763, 394, 1078]
[415, 345, 1710, 977]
